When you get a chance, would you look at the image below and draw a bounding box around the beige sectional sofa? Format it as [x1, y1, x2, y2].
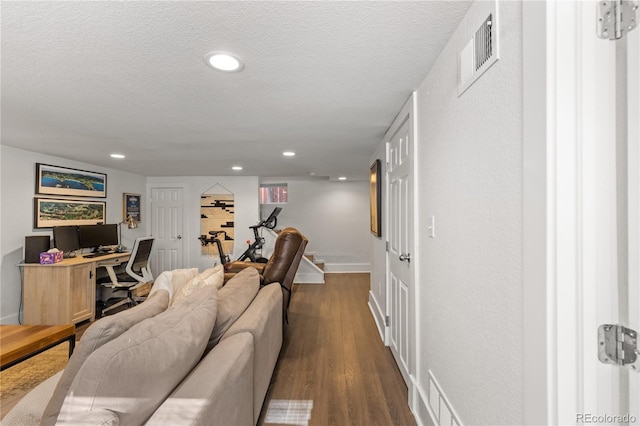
[2, 267, 283, 426]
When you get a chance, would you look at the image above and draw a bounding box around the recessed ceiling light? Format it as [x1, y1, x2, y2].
[232, 166, 243, 171]
[204, 52, 244, 72]
[110, 153, 125, 159]
[338, 177, 347, 181]
[282, 151, 296, 157]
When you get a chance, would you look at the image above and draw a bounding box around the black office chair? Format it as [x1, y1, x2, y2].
[97, 236, 155, 316]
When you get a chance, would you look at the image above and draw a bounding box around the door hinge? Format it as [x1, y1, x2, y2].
[385, 241, 389, 252]
[598, 324, 640, 371]
[385, 316, 390, 327]
[597, 0, 638, 40]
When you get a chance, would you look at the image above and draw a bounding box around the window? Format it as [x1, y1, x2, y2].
[259, 183, 288, 204]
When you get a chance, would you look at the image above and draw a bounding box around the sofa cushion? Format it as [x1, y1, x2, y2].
[172, 265, 224, 305]
[149, 268, 198, 301]
[206, 267, 260, 351]
[56, 409, 119, 425]
[40, 289, 170, 426]
[57, 285, 218, 425]
[146, 333, 254, 426]
[1, 371, 62, 426]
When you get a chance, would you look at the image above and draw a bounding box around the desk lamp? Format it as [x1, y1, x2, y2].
[115, 215, 138, 252]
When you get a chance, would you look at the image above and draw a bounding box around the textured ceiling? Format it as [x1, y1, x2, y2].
[1, 1, 471, 179]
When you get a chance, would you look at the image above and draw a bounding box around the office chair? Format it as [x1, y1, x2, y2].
[97, 236, 155, 316]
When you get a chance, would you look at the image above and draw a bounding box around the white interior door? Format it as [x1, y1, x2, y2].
[150, 187, 184, 275]
[386, 104, 414, 387]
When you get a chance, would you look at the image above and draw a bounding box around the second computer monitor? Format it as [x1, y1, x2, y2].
[52, 225, 80, 256]
[78, 224, 118, 251]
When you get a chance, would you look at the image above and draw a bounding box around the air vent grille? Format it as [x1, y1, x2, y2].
[475, 14, 493, 71]
[457, 2, 499, 97]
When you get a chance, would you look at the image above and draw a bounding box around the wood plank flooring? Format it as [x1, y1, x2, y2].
[259, 273, 416, 426]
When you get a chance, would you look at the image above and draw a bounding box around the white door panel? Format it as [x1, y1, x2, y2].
[150, 187, 184, 275]
[386, 98, 414, 387]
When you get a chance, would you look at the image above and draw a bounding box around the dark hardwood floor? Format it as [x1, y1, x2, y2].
[258, 273, 416, 426]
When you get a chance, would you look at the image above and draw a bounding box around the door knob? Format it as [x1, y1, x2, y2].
[177, 235, 182, 240]
[399, 253, 411, 262]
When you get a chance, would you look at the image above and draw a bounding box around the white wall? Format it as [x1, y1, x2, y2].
[368, 1, 525, 424]
[0, 146, 147, 324]
[260, 177, 371, 272]
[415, 1, 524, 424]
[146, 176, 259, 273]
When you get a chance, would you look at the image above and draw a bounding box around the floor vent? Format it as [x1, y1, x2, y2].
[458, 2, 499, 96]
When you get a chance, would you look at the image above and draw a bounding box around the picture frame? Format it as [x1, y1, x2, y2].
[370, 159, 382, 237]
[123, 193, 142, 223]
[34, 197, 106, 229]
[35, 163, 107, 198]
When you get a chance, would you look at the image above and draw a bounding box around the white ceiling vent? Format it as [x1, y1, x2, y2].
[458, 3, 499, 97]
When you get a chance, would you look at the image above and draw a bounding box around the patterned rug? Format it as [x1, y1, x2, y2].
[0, 342, 68, 402]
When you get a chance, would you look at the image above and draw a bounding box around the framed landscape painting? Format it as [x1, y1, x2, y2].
[370, 159, 382, 237]
[34, 198, 106, 228]
[36, 163, 107, 198]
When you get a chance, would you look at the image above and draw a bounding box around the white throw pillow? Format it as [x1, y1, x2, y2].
[172, 265, 224, 305]
[148, 268, 198, 300]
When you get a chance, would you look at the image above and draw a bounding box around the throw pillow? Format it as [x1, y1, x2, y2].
[148, 268, 198, 301]
[206, 267, 260, 351]
[201, 264, 225, 290]
[57, 285, 218, 425]
[171, 265, 225, 305]
[40, 290, 170, 426]
[198, 264, 224, 282]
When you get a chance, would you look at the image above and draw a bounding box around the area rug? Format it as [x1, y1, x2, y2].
[0, 342, 68, 401]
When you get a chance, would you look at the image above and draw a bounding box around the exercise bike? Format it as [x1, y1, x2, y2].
[237, 207, 282, 263]
[198, 230, 231, 265]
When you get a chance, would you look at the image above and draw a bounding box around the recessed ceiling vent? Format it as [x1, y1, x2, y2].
[458, 3, 499, 97]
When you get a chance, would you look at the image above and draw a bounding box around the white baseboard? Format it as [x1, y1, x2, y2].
[368, 291, 385, 341]
[323, 263, 371, 273]
[413, 380, 436, 426]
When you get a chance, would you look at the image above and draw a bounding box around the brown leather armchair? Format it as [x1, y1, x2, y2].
[225, 227, 308, 323]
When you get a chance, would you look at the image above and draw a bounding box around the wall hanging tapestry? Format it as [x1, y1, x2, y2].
[200, 187, 234, 257]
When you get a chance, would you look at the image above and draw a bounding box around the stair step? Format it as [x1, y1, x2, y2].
[315, 262, 325, 271]
[304, 254, 315, 262]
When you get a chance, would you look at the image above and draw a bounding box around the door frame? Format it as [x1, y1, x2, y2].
[523, 2, 639, 423]
[384, 92, 419, 409]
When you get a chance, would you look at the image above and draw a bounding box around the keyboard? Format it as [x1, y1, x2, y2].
[83, 252, 113, 259]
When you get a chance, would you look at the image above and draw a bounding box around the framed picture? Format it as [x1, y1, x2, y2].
[35, 163, 107, 198]
[34, 198, 106, 229]
[370, 159, 382, 237]
[123, 193, 142, 223]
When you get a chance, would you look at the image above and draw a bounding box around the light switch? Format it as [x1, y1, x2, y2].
[428, 216, 435, 238]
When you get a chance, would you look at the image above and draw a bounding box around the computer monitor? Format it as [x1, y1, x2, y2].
[52, 225, 80, 256]
[79, 224, 119, 251]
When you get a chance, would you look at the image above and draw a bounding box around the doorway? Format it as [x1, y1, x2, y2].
[385, 94, 417, 389]
[149, 187, 185, 275]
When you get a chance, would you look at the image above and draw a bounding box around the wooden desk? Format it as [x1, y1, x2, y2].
[0, 324, 76, 371]
[20, 252, 130, 325]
